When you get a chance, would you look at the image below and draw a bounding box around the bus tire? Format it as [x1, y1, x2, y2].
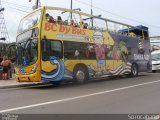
[130, 64, 138, 77]
[73, 65, 89, 84]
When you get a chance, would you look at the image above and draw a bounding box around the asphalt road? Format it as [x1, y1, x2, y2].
[0, 72, 160, 114]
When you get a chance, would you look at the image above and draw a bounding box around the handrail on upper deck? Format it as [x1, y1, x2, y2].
[36, 6, 149, 40]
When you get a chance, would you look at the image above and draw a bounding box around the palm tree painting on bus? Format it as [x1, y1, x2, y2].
[108, 41, 129, 67]
[107, 41, 131, 75]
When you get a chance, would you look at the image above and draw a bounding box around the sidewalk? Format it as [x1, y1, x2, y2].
[0, 74, 46, 89]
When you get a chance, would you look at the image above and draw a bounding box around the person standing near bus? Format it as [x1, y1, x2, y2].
[89, 31, 109, 75]
[1, 56, 10, 80]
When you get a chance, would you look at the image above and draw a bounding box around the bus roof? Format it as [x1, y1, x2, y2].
[118, 25, 148, 32]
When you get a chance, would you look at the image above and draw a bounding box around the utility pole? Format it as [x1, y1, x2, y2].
[29, 0, 41, 9]
[71, 0, 73, 19]
[91, 0, 93, 28]
[36, 0, 38, 9]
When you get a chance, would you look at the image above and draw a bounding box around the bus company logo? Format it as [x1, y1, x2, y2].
[57, 34, 90, 41]
[44, 22, 86, 35]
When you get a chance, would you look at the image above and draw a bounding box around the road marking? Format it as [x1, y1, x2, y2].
[0, 79, 160, 113]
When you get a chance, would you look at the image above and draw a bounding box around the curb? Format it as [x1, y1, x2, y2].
[0, 82, 51, 89]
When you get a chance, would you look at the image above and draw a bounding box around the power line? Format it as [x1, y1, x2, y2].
[74, 0, 160, 30]
[2, 0, 31, 10]
[4, 5, 30, 13]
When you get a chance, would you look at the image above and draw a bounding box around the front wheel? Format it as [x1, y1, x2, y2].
[73, 66, 89, 83]
[130, 64, 138, 77]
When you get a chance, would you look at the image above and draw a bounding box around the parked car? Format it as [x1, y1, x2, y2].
[151, 50, 160, 72]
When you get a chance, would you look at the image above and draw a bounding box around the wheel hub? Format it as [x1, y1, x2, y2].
[76, 70, 85, 82]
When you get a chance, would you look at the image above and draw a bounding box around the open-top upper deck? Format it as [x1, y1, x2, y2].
[17, 6, 149, 41]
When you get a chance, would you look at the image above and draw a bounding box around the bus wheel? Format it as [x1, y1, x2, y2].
[131, 64, 138, 77]
[73, 66, 89, 83]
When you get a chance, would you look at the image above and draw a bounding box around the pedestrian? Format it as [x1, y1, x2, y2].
[1, 56, 10, 80]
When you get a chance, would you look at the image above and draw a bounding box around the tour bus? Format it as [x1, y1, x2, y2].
[15, 6, 151, 84]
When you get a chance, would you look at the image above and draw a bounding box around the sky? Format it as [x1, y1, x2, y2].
[1, 0, 160, 42]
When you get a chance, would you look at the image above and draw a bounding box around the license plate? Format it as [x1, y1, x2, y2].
[21, 77, 26, 80]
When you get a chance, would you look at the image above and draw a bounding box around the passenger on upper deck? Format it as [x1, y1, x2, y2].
[46, 13, 55, 23]
[83, 23, 88, 29]
[57, 16, 63, 24]
[70, 19, 75, 26]
[64, 20, 68, 25]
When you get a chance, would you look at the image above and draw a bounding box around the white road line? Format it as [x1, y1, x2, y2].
[0, 79, 160, 113]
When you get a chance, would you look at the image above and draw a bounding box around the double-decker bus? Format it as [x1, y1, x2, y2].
[15, 6, 151, 84]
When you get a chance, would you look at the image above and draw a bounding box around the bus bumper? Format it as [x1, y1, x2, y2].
[16, 71, 41, 82]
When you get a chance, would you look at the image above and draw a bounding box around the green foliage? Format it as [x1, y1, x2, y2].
[0, 42, 16, 60]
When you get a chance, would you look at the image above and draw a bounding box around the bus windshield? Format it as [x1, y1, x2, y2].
[16, 38, 38, 66]
[18, 10, 41, 33]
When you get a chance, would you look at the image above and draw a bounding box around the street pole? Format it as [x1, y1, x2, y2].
[36, 0, 38, 9]
[29, 0, 40, 9]
[71, 0, 72, 19]
[91, 0, 93, 27]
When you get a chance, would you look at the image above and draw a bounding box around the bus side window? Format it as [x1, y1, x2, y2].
[50, 40, 62, 58]
[41, 39, 51, 61]
[41, 40, 46, 61]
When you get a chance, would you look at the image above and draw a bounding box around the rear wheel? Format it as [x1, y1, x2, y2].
[73, 66, 89, 83]
[131, 64, 138, 77]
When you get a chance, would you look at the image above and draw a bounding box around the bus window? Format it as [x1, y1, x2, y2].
[64, 41, 96, 60]
[18, 10, 41, 33]
[42, 40, 62, 61]
[50, 40, 62, 58]
[64, 41, 81, 59]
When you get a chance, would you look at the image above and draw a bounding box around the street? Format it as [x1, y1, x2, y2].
[0, 72, 160, 114]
